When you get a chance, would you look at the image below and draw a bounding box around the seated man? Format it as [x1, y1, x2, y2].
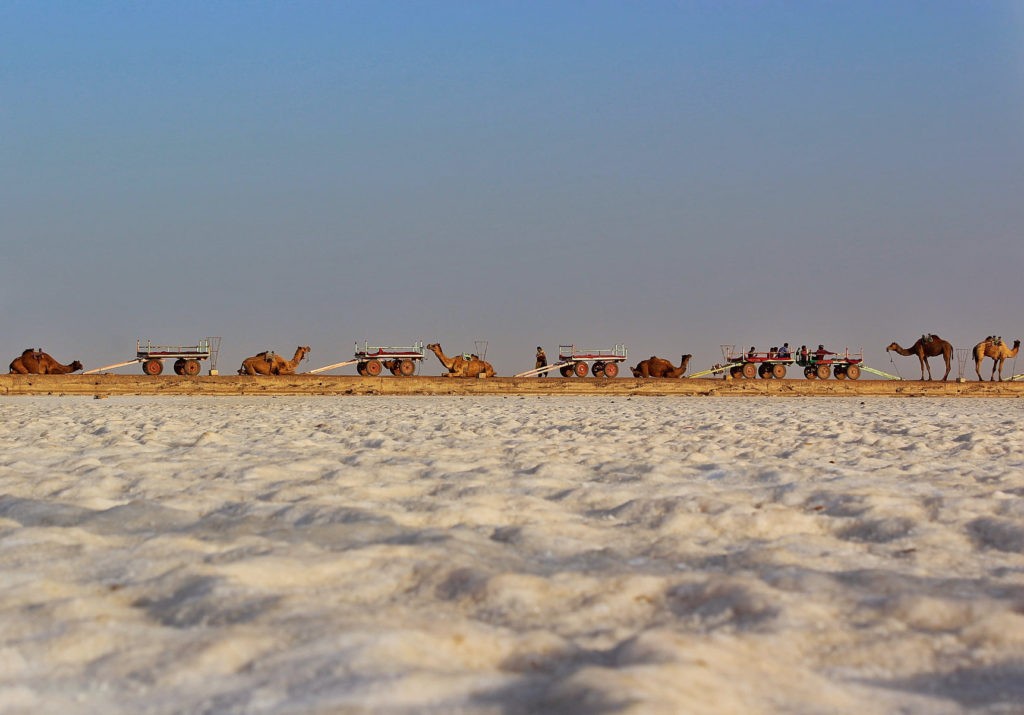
[776, 343, 790, 359]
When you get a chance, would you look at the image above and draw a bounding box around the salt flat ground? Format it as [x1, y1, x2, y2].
[1, 397, 1022, 715]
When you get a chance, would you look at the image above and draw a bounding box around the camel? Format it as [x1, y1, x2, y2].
[238, 346, 310, 376]
[972, 337, 1020, 381]
[886, 334, 953, 381]
[426, 343, 496, 378]
[631, 354, 691, 378]
[9, 349, 83, 375]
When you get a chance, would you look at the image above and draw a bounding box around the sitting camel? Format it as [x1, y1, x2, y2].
[9, 349, 83, 375]
[426, 343, 496, 378]
[886, 334, 953, 381]
[238, 346, 310, 376]
[973, 337, 1020, 381]
[631, 354, 692, 378]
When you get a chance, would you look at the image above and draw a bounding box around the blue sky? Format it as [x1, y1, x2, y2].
[3, 2, 1022, 377]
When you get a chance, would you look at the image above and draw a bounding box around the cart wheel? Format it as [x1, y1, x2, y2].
[184, 360, 201, 376]
[143, 359, 163, 376]
[845, 365, 861, 380]
[730, 365, 743, 378]
[560, 365, 574, 377]
[574, 361, 589, 377]
[365, 359, 383, 376]
[758, 363, 771, 379]
[834, 366, 847, 380]
[603, 362, 619, 378]
[741, 362, 758, 379]
[398, 359, 416, 376]
[816, 364, 831, 380]
[804, 366, 816, 380]
[772, 363, 787, 379]
[173, 359, 186, 375]
[591, 361, 606, 377]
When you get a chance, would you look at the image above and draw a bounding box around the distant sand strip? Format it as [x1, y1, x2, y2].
[3, 374, 1024, 397]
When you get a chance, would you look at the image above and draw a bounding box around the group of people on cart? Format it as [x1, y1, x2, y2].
[745, 343, 836, 364]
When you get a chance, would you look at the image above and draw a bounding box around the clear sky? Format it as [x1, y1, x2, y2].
[3, 2, 1023, 377]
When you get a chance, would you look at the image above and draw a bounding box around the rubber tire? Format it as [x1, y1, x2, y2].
[173, 359, 186, 375]
[772, 363, 787, 379]
[816, 364, 831, 380]
[730, 365, 744, 378]
[574, 362, 589, 377]
[184, 360, 201, 376]
[399, 359, 416, 376]
[591, 361, 606, 377]
[758, 363, 772, 378]
[804, 366, 816, 380]
[357, 362, 368, 377]
[834, 366, 847, 380]
[603, 362, 619, 378]
[560, 365, 574, 377]
[742, 362, 758, 379]
[845, 365, 861, 380]
[143, 359, 163, 376]
[365, 359, 383, 376]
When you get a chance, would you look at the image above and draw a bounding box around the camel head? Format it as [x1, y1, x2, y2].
[1014, 340, 1021, 350]
[426, 343, 440, 351]
[886, 342, 899, 353]
[70, 360, 83, 372]
[630, 365, 641, 377]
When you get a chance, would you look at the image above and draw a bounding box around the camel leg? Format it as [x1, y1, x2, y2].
[976, 358, 984, 381]
[919, 356, 929, 381]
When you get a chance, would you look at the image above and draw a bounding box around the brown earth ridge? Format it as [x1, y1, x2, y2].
[3, 374, 1024, 397]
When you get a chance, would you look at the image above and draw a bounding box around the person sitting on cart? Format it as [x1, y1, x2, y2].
[814, 344, 834, 361]
[768, 347, 778, 359]
[777, 343, 791, 359]
[746, 346, 757, 360]
[535, 346, 548, 377]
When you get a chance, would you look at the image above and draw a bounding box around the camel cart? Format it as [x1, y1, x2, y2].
[306, 341, 426, 376]
[714, 345, 866, 380]
[82, 338, 221, 376]
[517, 344, 629, 378]
[720, 347, 797, 380]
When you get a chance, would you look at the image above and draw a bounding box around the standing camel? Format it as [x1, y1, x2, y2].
[972, 338, 1020, 381]
[631, 355, 692, 378]
[238, 346, 310, 375]
[886, 335, 953, 381]
[9, 349, 83, 374]
[426, 343, 496, 377]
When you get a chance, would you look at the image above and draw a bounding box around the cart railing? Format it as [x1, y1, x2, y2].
[354, 340, 425, 357]
[136, 338, 212, 358]
[557, 344, 628, 360]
